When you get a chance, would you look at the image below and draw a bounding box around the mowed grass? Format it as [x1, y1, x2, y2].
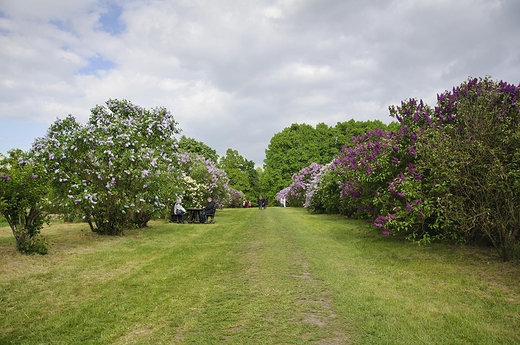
[0, 208, 519, 344]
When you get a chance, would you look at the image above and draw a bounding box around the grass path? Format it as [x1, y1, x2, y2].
[1, 208, 519, 344]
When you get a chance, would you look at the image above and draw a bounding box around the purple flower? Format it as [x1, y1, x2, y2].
[1, 173, 10, 181]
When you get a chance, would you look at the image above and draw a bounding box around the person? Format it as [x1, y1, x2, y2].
[248, 200, 252, 208]
[173, 198, 186, 224]
[200, 197, 216, 223]
[258, 196, 263, 210]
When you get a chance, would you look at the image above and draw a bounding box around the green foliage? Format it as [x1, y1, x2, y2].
[416, 77, 520, 260]
[218, 148, 260, 201]
[263, 120, 396, 203]
[177, 135, 219, 163]
[0, 149, 49, 254]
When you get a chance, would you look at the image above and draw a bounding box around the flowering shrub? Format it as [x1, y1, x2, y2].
[0, 150, 49, 254]
[33, 99, 182, 235]
[276, 162, 322, 207]
[278, 77, 520, 261]
[178, 176, 206, 208]
[173, 152, 230, 207]
[225, 187, 245, 208]
[304, 162, 342, 214]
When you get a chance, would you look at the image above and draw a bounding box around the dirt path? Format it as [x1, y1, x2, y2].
[241, 208, 351, 344]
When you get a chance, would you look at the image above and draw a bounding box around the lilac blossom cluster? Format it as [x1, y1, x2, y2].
[275, 162, 322, 207]
[278, 77, 520, 248]
[172, 152, 230, 207]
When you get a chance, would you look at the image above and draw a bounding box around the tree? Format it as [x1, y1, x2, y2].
[0, 150, 49, 254]
[262, 123, 322, 201]
[219, 149, 249, 193]
[177, 135, 219, 163]
[33, 99, 182, 235]
[263, 121, 396, 203]
[306, 77, 520, 261]
[218, 149, 260, 201]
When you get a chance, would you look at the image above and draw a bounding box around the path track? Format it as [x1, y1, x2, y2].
[234, 207, 351, 344]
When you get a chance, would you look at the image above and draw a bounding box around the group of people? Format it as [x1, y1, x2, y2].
[170, 197, 216, 224]
[240, 197, 269, 209]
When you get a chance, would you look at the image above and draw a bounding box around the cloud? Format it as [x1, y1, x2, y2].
[1, 0, 519, 167]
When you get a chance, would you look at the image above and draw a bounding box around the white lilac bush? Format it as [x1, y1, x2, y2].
[33, 99, 183, 235]
[0, 150, 49, 254]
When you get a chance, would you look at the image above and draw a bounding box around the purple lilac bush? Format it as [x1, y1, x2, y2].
[279, 77, 520, 260]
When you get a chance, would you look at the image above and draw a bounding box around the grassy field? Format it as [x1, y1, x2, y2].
[1, 207, 519, 344]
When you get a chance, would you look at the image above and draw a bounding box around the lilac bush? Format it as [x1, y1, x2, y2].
[172, 152, 230, 207]
[0, 150, 49, 254]
[33, 99, 183, 235]
[275, 162, 322, 207]
[286, 77, 519, 260]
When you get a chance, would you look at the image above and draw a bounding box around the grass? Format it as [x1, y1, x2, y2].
[0, 208, 519, 344]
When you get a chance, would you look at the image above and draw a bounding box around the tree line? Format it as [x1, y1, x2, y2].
[1, 77, 518, 261]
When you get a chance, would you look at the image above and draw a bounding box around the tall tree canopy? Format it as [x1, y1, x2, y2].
[177, 135, 219, 163]
[219, 149, 259, 202]
[262, 120, 396, 201]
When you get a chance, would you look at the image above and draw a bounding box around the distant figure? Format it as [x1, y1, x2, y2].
[242, 200, 246, 208]
[258, 196, 264, 210]
[201, 197, 216, 223]
[248, 200, 252, 208]
[264, 197, 268, 209]
[173, 198, 186, 224]
[281, 197, 286, 207]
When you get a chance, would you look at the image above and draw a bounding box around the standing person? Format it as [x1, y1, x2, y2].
[248, 200, 252, 208]
[258, 196, 263, 210]
[242, 200, 246, 208]
[200, 197, 216, 224]
[264, 197, 268, 209]
[173, 198, 186, 224]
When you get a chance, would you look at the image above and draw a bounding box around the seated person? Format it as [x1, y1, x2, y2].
[200, 197, 216, 223]
[173, 198, 187, 224]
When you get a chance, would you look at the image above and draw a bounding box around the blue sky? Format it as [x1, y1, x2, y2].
[1, 0, 519, 166]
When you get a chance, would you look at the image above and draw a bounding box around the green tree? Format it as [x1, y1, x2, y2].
[219, 149, 259, 201]
[262, 124, 320, 201]
[177, 136, 219, 163]
[0, 150, 49, 254]
[262, 121, 396, 202]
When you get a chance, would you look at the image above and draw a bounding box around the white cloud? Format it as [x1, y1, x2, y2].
[0, 0, 519, 167]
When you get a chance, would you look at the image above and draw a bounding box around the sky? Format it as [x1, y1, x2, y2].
[1, 0, 519, 167]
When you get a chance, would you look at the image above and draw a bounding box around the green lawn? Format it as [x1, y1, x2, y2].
[1, 208, 519, 344]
